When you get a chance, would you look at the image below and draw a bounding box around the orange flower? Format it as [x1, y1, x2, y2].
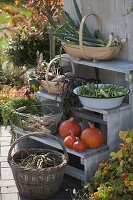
[121, 173, 128, 180]
[124, 142, 129, 149]
[26, 1, 33, 7]
[111, 175, 115, 180]
[124, 178, 129, 186]
[105, 166, 109, 175]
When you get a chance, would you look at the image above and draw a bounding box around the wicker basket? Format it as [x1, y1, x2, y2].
[63, 13, 121, 62]
[40, 56, 75, 94]
[8, 132, 68, 199]
[12, 104, 62, 134]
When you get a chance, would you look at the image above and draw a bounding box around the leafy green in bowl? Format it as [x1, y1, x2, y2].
[73, 83, 130, 110]
[76, 83, 129, 99]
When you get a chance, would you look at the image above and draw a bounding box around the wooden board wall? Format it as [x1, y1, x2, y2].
[64, 0, 133, 84]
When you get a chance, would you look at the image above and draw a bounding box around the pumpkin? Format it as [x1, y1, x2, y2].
[81, 123, 104, 148]
[63, 134, 78, 149]
[73, 138, 87, 152]
[59, 117, 81, 138]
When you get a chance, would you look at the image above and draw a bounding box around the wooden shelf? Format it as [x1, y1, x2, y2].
[65, 165, 85, 181]
[15, 127, 108, 159]
[78, 103, 131, 115]
[35, 90, 61, 102]
[58, 54, 133, 75]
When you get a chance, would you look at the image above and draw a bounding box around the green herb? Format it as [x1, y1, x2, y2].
[77, 83, 129, 98]
[1, 97, 42, 141]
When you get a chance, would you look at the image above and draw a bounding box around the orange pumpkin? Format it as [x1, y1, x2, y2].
[59, 117, 81, 138]
[81, 123, 104, 148]
[73, 138, 87, 152]
[63, 134, 78, 149]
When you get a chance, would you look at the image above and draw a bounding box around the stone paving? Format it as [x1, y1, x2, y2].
[0, 126, 81, 200]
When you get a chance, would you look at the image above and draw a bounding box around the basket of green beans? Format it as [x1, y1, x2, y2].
[73, 83, 130, 109]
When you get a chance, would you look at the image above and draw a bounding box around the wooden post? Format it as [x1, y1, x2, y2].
[49, 32, 55, 61]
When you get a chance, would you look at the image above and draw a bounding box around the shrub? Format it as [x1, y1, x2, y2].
[5, 0, 63, 66]
[71, 130, 133, 200]
[7, 28, 50, 67]
[92, 130, 133, 200]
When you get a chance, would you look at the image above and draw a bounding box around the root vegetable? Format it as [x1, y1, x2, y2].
[52, 75, 65, 82]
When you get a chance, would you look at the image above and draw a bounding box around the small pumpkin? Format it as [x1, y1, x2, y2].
[59, 117, 81, 138]
[63, 133, 78, 149]
[73, 138, 87, 152]
[81, 123, 104, 148]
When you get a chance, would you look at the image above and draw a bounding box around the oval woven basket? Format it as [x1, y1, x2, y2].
[8, 131, 68, 199]
[40, 56, 75, 94]
[63, 13, 121, 62]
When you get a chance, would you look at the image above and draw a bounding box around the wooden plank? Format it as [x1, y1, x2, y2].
[84, 150, 109, 182]
[75, 103, 130, 115]
[65, 165, 85, 181]
[71, 109, 107, 124]
[124, 0, 133, 61]
[59, 54, 133, 74]
[129, 83, 133, 127]
[107, 109, 131, 152]
[35, 91, 61, 102]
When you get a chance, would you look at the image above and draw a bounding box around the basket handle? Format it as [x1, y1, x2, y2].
[79, 13, 103, 59]
[45, 56, 75, 92]
[8, 130, 69, 163]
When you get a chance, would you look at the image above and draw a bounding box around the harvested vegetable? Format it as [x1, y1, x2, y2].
[47, 0, 123, 48]
[21, 114, 58, 133]
[72, 139, 87, 152]
[77, 83, 129, 98]
[63, 134, 77, 149]
[1, 97, 61, 142]
[81, 123, 104, 148]
[17, 152, 60, 169]
[59, 117, 81, 138]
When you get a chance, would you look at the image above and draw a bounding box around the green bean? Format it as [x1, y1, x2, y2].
[77, 83, 129, 98]
[100, 89, 109, 97]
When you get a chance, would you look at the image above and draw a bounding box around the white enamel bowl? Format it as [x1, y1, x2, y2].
[73, 85, 129, 110]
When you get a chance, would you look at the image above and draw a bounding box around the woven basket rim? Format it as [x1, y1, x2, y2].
[9, 148, 67, 172]
[63, 42, 121, 50]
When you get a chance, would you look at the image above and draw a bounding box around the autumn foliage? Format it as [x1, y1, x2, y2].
[92, 131, 133, 199]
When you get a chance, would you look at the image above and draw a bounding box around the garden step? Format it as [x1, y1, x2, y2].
[1, 193, 19, 200]
[1, 168, 14, 180]
[1, 186, 18, 194]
